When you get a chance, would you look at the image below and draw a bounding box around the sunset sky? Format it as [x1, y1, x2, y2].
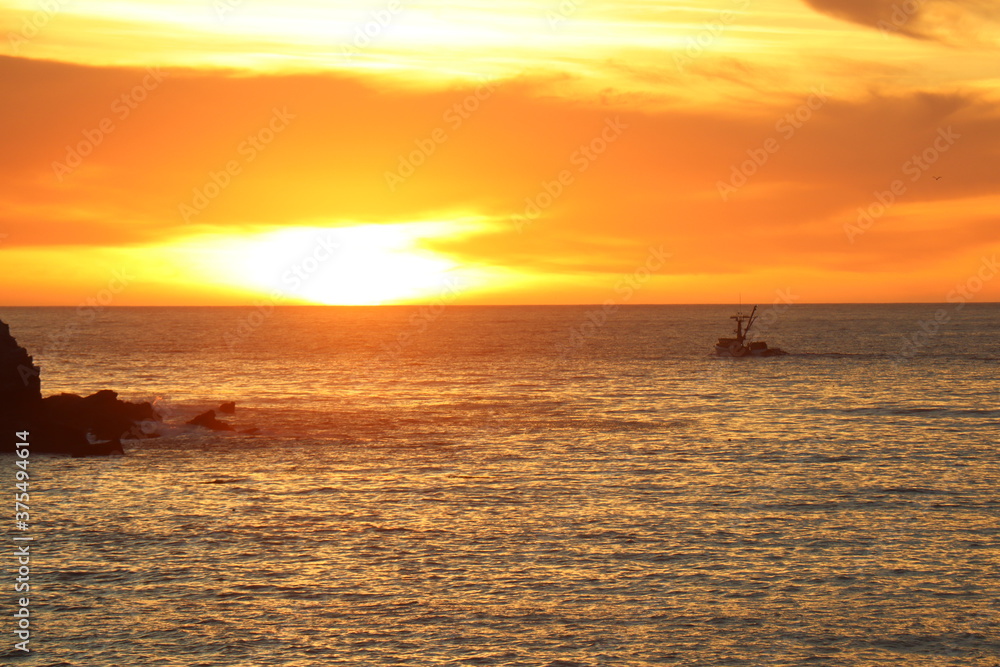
[2, 0, 998, 305]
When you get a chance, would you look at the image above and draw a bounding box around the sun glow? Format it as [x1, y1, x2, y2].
[235, 224, 454, 305]
[0, 0, 844, 93]
[2, 0, 999, 307]
[176, 220, 496, 305]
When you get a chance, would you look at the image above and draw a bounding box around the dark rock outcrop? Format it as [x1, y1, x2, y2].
[0, 320, 41, 409]
[187, 409, 235, 431]
[218, 401, 236, 414]
[1, 319, 161, 456]
[40, 390, 161, 455]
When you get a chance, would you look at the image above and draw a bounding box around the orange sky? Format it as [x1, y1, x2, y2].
[1, 0, 998, 305]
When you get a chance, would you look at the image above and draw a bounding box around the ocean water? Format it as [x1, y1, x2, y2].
[1, 304, 998, 666]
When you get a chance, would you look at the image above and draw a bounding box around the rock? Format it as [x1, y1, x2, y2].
[0, 319, 41, 408]
[187, 409, 235, 431]
[42, 390, 160, 442]
[1, 318, 160, 456]
[218, 401, 236, 414]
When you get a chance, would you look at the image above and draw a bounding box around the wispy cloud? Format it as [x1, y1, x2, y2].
[801, 0, 1000, 44]
[2, 1, 998, 304]
[4, 53, 997, 303]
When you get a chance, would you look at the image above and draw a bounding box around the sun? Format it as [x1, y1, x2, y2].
[52, 217, 513, 306]
[219, 222, 470, 305]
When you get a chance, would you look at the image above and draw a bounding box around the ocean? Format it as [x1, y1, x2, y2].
[1, 304, 998, 666]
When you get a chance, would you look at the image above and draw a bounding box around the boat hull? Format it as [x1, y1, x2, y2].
[714, 343, 787, 357]
[713, 306, 789, 357]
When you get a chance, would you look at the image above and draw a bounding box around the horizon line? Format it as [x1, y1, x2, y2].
[3, 302, 999, 308]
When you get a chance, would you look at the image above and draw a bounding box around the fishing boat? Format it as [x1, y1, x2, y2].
[714, 305, 787, 357]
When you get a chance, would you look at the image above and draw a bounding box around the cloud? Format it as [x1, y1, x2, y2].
[801, 0, 1000, 43]
[2, 54, 999, 304]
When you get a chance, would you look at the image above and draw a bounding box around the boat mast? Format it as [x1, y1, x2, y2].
[744, 305, 759, 339]
[729, 304, 758, 345]
[731, 311, 745, 343]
